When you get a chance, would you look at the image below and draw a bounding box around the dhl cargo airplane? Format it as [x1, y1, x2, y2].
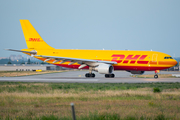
[6, 20, 177, 78]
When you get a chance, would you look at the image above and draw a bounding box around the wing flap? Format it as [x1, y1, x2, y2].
[35, 55, 117, 66]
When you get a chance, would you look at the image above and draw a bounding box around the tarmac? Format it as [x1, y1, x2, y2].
[0, 70, 180, 83]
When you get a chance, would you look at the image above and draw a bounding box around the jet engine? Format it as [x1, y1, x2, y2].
[129, 71, 145, 75]
[94, 64, 114, 74]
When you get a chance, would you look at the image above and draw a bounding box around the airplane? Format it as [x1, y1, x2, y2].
[6, 20, 177, 78]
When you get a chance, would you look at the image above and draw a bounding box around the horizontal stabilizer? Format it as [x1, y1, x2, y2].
[5, 49, 37, 54]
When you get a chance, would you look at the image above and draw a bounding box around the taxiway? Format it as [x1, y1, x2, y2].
[0, 71, 180, 83]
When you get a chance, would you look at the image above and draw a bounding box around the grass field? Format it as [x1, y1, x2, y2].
[0, 82, 180, 120]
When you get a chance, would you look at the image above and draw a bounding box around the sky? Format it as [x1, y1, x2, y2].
[0, 0, 180, 57]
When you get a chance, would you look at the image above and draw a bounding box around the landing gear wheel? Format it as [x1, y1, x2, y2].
[105, 74, 109, 78]
[85, 73, 89, 77]
[111, 74, 115, 78]
[91, 73, 95, 77]
[105, 74, 115, 78]
[154, 74, 158, 79]
[85, 73, 95, 78]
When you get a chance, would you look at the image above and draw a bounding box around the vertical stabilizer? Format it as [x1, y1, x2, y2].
[20, 20, 54, 49]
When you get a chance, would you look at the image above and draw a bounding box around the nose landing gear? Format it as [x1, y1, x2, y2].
[154, 70, 159, 79]
[154, 74, 158, 79]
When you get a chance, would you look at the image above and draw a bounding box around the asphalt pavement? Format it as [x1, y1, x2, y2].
[0, 70, 180, 83]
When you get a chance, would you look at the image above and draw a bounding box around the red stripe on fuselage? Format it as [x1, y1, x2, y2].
[123, 60, 129, 63]
[55, 64, 89, 69]
[130, 61, 136, 64]
[113, 66, 169, 71]
[137, 61, 149, 64]
[54, 64, 169, 71]
[150, 61, 157, 65]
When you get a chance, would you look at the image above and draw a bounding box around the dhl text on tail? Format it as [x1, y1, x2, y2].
[6, 20, 177, 78]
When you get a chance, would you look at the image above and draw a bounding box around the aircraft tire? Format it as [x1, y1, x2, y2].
[85, 73, 89, 77]
[154, 74, 158, 79]
[105, 74, 109, 78]
[85, 73, 95, 78]
[92, 73, 95, 78]
[111, 74, 115, 78]
[105, 74, 115, 78]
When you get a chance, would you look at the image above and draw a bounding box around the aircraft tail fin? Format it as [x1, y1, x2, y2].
[20, 20, 54, 49]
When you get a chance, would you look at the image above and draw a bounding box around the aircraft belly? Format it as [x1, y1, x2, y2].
[113, 65, 169, 71]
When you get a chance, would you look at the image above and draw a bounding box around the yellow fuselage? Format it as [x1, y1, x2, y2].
[22, 48, 177, 71]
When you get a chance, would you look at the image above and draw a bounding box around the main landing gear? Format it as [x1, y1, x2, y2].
[105, 74, 115, 78]
[85, 73, 95, 78]
[85, 67, 115, 78]
[85, 73, 115, 78]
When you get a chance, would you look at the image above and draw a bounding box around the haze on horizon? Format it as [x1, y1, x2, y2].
[0, 0, 180, 57]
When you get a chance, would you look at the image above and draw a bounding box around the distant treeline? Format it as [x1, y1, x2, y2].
[0, 58, 44, 64]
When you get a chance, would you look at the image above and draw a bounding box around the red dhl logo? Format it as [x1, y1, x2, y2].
[111, 54, 149, 64]
[28, 38, 42, 42]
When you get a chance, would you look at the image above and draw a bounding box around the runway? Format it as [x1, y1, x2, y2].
[0, 71, 180, 83]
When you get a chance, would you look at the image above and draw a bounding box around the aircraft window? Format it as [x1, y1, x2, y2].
[164, 57, 173, 59]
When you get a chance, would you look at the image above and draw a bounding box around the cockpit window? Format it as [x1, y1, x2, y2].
[164, 57, 173, 59]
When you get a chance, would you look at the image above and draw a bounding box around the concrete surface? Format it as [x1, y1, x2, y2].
[0, 70, 180, 83]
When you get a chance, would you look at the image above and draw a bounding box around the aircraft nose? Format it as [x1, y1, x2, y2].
[174, 60, 178, 65]
[171, 60, 178, 66]
[159, 59, 177, 67]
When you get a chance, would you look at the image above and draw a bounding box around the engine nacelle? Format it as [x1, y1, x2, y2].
[94, 64, 114, 74]
[129, 71, 145, 75]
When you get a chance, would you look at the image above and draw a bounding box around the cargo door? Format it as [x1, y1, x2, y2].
[152, 54, 158, 62]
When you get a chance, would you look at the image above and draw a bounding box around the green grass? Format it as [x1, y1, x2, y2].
[0, 82, 179, 93]
[0, 113, 172, 120]
[153, 87, 161, 93]
[0, 82, 180, 120]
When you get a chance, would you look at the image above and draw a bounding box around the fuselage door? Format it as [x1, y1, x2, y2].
[152, 54, 158, 62]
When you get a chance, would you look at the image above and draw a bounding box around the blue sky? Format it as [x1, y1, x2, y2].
[0, 0, 180, 57]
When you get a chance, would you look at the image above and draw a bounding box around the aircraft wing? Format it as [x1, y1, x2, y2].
[35, 55, 117, 69]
